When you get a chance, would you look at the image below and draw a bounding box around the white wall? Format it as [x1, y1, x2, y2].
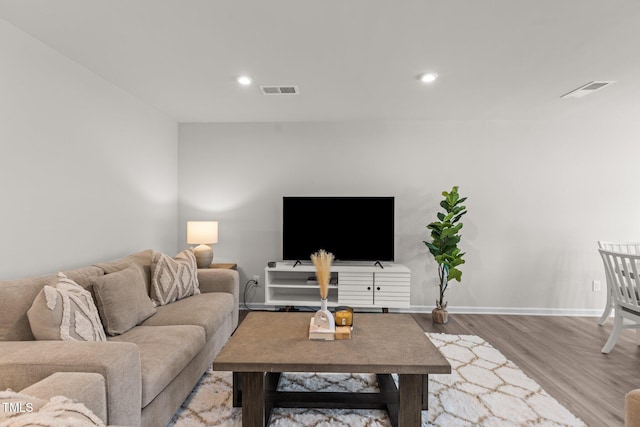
[179, 120, 640, 313]
[0, 19, 178, 280]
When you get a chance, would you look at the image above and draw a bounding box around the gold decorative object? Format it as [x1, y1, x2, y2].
[335, 310, 353, 327]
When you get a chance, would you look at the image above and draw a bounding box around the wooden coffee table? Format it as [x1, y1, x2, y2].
[213, 312, 450, 427]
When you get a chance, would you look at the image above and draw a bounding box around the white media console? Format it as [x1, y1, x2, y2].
[265, 262, 410, 309]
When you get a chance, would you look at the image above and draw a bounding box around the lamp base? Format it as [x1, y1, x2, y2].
[193, 244, 213, 268]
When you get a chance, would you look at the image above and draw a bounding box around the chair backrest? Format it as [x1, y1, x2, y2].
[598, 241, 640, 254]
[599, 248, 640, 314]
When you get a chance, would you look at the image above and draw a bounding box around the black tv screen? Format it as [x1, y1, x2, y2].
[282, 196, 394, 262]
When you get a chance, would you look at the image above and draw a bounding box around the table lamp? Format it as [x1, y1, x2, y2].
[187, 221, 218, 268]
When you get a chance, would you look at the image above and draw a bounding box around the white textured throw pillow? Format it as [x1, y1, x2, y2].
[150, 249, 200, 306]
[0, 390, 105, 427]
[27, 273, 106, 342]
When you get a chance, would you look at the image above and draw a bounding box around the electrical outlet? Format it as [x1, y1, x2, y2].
[252, 275, 260, 287]
[592, 280, 601, 292]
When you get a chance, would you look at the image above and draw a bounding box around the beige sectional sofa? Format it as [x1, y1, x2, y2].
[0, 249, 239, 427]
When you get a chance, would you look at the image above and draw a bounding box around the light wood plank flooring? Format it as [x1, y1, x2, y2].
[239, 311, 640, 426]
[410, 313, 640, 427]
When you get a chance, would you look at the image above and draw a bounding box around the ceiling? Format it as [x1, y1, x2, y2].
[1, 0, 640, 123]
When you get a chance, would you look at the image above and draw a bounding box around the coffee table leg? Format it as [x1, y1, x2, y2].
[233, 372, 242, 407]
[242, 372, 265, 427]
[422, 374, 428, 410]
[398, 374, 422, 427]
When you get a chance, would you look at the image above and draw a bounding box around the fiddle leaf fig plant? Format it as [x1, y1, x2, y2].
[424, 186, 468, 309]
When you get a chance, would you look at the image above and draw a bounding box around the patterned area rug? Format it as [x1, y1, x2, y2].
[169, 333, 585, 426]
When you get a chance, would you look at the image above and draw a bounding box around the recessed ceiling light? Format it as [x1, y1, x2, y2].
[237, 75, 253, 86]
[419, 72, 438, 83]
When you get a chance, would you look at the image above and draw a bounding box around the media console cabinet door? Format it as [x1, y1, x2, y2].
[374, 272, 411, 308]
[338, 272, 374, 305]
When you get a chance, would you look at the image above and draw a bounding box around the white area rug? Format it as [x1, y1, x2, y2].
[169, 333, 586, 426]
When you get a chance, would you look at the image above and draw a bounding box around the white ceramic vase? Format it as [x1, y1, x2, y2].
[314, 298, 335, 331]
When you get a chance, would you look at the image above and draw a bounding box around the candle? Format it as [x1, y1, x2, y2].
[335, 310, 353, 327]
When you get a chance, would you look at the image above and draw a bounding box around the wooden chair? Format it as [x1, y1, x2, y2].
[597, 241, 640, 325]
[599, 248, 640, 353]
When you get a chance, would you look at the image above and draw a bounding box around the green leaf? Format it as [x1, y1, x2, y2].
[450, 258, 465, 267]
[447, 268, 462, 282]
[443, 228, 458, 238]
[427, 223, 442, 231]
[447, 192, 459, 206]
[424, 241, 438, 252]
[453, 212, 467, 223]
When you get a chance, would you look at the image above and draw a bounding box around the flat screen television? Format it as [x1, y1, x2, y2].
[282, 196, 394, 262]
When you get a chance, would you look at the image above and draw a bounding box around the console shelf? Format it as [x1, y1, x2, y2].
[265, 262, 410, 309]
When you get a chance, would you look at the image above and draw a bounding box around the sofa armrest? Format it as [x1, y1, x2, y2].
[198, 269, 239, 329]
[21, 372, 107, 425]
[627, 389, 640, 427]
[0, 341, 141, 427]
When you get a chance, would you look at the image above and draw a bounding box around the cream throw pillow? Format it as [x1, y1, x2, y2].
[27, 273, 106, 342]
[0, 390, 105, 427]
[0, 390, 46, 420]
[150, 249, 200, 306]
[91, 265, 156, 336]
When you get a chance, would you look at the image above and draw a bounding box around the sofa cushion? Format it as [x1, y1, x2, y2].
[150, 250, 200, 306]
[140, 292, 234, 340]
[108, 325, 205, 407]
[94, 249, 153, 295]
[27, 273, 106, 342]
[91, 265, 156, 336]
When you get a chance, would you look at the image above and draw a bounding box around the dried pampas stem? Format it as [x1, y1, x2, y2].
[311, 249, 334, 299]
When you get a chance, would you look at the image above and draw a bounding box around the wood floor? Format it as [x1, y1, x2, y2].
[239, 310, 640, 426]
[410, 313, 639, 427]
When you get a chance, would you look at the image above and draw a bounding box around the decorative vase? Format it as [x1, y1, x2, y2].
[432, 308, 448, 324]
[432, 302, 449, 324]
[314, 298, 335, 331]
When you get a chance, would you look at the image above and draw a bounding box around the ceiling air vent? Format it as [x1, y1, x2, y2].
[561, 81, 615, 99]
[260, 85, 299, 95]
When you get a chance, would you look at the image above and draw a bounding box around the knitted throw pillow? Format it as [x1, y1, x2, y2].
[27, 273, 106, 341]
[150, 249, 200, 306]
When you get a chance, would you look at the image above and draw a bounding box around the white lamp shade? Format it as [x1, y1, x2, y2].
[187, 221, 219, 244]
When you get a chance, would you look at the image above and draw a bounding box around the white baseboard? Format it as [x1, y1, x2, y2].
[243, 303, 605, 317]
[395, 305, 605, 317]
